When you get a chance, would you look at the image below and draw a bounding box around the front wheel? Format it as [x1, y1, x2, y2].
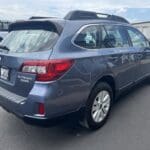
[80, 82, 113, 130]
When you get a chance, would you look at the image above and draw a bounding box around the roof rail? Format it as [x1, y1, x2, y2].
[29, 16, 56, 20]
[64, 10, 129, 24]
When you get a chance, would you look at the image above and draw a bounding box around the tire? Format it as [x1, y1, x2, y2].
[80, 82, 113, 130]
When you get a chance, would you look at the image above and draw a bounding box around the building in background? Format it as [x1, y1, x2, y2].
[133, 22, 150, 40]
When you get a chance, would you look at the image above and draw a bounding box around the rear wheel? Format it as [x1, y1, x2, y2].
[80, 82, 113, 130]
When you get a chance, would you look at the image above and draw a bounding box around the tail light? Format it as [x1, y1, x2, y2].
[21, 59, 74, 82]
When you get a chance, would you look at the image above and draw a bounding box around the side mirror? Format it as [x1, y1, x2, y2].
[0, 37, 3, 42]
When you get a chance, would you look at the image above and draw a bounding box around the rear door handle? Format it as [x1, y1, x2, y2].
[136, 54, 143, 59]
[108, 56, 118, 62]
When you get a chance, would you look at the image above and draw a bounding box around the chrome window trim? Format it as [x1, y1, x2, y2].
[71, 23, 131, 51]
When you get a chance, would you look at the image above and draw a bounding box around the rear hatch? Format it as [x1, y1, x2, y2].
[0, 20, 63, 98]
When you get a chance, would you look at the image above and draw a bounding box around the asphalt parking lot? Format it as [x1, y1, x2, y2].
[0, 81, 150, 150]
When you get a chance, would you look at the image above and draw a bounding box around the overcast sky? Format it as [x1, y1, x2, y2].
[0, 0, 150, 22]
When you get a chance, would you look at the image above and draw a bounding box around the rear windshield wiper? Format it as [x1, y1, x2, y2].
[0, 45, 10, 51]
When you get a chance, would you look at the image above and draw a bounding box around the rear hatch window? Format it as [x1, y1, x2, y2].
[1, 21, 62, 53]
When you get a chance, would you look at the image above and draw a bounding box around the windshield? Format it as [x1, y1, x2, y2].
[1, 30, 59, 53]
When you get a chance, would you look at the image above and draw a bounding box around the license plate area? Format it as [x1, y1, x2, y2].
[0, 67, 10, 81]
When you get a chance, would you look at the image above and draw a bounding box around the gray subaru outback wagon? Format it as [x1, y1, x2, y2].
[0, 10, 149, 130]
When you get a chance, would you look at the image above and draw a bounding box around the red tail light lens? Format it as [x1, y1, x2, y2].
[38, 103, 45, 115]
[21, 59, 74, 82]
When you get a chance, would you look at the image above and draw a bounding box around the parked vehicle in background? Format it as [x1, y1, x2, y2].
[133, 22, 150, 41]
[0, 10, 149, 130]
[0, 20, 11, 41]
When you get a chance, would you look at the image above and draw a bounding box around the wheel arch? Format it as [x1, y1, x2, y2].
[90, 75, 117, 100]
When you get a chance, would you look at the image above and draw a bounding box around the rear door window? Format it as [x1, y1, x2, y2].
[104, 25, 130, 48]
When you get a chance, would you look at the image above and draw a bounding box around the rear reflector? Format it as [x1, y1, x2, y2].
[38, 103, 45, 115]
[21, 59, 74, 82]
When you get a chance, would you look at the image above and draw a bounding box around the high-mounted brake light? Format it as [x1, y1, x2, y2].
[21, 59, 74, 82]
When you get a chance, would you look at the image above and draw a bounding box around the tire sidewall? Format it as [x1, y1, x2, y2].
[85, 82, 113, 130]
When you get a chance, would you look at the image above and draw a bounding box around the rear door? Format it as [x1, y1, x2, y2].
[103, 25, 137, 89]
[0, 21, 60, 98]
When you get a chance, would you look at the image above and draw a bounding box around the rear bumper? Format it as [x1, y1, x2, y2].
[0, 91, 59, 122]
[0, 97, 50, 126]
[0, 81, 88, 123]
[0, 97, 81, 127]
[0, 96, 63, 125]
